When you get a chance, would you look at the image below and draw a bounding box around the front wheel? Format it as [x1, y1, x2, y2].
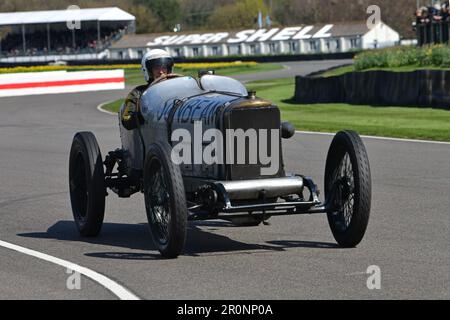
[324, 130, 371, 247]
[69, 132, 106, 236]
[143, 142, 187, 258]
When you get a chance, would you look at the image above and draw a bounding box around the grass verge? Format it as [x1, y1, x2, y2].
[102, 77, 450, 142]
[103, 99, 124, 113]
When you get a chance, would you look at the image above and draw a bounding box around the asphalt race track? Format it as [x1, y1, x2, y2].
[0, 60, 448, 299]
[235, 59, 353, 82]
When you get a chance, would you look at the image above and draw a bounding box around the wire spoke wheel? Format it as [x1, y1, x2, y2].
[146, 160, 171, 245]
[329, 152, 355, 232]
[325, 130, 371, 247]
[144, 142, 187, 258]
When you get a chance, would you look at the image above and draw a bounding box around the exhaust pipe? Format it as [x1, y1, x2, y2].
[215, 176, 303, 200]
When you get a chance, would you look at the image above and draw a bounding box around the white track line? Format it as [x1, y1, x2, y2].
[296, 131, 450, 145]
[97, 100, 118, 116]
[0, 239, 140, 300]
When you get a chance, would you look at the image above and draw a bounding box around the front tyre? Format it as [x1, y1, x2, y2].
[144, 142, 187, 258]
[69, 132, 106, 237]
[325, 130, 371, 247]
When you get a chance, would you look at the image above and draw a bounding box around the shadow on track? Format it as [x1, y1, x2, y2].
[18, 220, 339, 260]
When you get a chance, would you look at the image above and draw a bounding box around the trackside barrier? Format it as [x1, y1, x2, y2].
[0, 69, 125, 97]
[294, 70, 450, 110]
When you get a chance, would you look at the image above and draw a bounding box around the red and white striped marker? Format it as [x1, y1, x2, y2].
[0, 69, 125, 97]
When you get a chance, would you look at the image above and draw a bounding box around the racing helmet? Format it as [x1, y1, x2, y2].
[141, 49, 174, 82]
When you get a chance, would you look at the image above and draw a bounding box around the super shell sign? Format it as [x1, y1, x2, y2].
[147, 25, 336, 47]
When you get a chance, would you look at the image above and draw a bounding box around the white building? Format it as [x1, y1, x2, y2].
[107, 21, 400, 60]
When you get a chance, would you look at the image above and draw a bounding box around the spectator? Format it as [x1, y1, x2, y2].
[441, 2, 450, 20]
[431, 4, 443, 21]
[414, 1, 450, 46]
[416, 6, 430, 24]
[0, 25, 126, 57]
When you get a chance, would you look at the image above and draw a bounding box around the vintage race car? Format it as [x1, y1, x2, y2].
[69, 72, 372, 258]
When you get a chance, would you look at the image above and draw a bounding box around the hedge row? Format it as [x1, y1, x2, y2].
[354, 45, 450, 70]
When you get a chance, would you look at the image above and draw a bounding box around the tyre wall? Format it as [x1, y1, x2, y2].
[294, 70, 450, 110]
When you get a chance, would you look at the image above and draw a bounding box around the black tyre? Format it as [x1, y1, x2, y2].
[69, 132, 106, 236]
[144, 142, 187, 258]
[324, 130, 371, 247]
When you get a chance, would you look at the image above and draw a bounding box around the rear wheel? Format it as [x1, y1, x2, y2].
[144, 142, 187, 258]
[325, 130, 371, 247]
[69, 132, 106, 236]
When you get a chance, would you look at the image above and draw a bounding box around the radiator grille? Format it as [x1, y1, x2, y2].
[224, 105, 283, 180]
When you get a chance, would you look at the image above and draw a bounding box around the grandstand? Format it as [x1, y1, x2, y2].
[0, 7, 135, 62]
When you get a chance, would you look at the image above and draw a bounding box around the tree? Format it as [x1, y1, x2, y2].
[126, 4, 161, 33]
[179, 0, 216, 30]
[136, 0, 181, 32]
[270, 0, 415, 38]
[207, 0, 270, 30]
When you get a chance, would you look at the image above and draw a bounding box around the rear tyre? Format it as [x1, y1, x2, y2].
[144, 142, 187, 258]
[69, 132, 106, 237]
[324, 130, 371, 247]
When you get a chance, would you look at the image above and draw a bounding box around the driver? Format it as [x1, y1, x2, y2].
[142, 48, 175, 84]
[121, 49, 176, 129]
